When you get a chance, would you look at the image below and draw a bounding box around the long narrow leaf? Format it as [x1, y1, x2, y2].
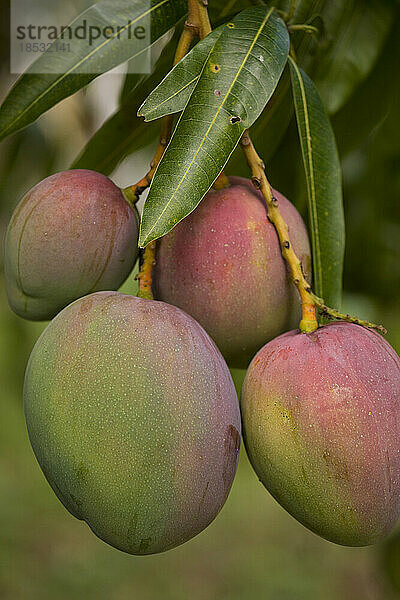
[139, 28, 223, 122]
[289, 56, 345, 308]
[310, 0, 393, 114]
[139, 6, 289, 246]
[71, 31, 179, 173]
[0, 0, 186, 141]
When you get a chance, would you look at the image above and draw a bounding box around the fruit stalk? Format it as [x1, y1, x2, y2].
[137, 0, 212, 299]
[240, 130, 386, 334]
[240, 131, 318, 333]
[137, 241, 156, 299]
[213, 171, 230, 190]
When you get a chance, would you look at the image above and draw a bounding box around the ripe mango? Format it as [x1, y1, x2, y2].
[24, 292, 241, 554]
[241, 322, 400, 546]
[153, 177, 311, 368]
[5, 170, 139, 321]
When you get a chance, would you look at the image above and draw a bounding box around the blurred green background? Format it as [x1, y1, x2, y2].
[1, 0, 400, 598]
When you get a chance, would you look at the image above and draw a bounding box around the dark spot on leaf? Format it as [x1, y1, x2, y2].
[214, 89, 221, 97]
[227, 23, 235, 29]
[230, 116, 241, 124]
[210, 63, 220, 73]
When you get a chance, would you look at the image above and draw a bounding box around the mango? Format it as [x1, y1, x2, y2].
[241, 322, 400, 546]
[5, 170, 139, 321]
[153, 176, 311, 368]
[24, 292, 241, 554]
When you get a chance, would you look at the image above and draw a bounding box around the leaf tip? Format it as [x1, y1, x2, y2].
[138, 227, 153, 249]
[137, 101, 146, 119]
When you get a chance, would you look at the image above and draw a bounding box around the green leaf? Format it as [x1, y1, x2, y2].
[283, 0, 394, 115]
[309, 0, 394, 114]
[71, 31, 178, 174]
[289, 57, 345, 308]
[139, 28, 223, 122]
[71, 112, 159, 175]
[332, 19, 398, 158]
[227, 65, 293, 176]
[0, 0, 187, 141]
[139, 6, 289, 247]
[117, 0, 257, 107]
[120, 0, 254, 106]
[209, 0, 268, 22]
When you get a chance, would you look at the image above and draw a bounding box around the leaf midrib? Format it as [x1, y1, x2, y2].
[142, 6, 274, 244]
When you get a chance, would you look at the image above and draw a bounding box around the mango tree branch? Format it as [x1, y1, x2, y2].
[136, 0, 211, 299]
[191, 0, 212, 38]
[239, 131, 386, 334]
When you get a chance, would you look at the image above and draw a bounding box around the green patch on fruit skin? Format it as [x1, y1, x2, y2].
[24, 292, 241, 555]
[75, 462, 89, 483]
[242, 390, 369, 546]
[242, 323, 400, 547]
[274, 402, 298, 434]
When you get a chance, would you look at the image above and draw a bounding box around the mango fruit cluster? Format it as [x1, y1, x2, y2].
[6, 170, 400, 554]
